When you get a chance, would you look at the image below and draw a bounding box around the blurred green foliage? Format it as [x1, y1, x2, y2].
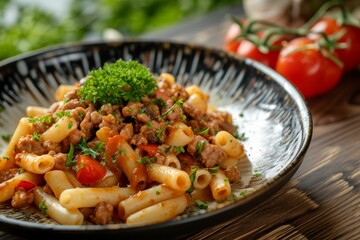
[0, 0, 241, 60]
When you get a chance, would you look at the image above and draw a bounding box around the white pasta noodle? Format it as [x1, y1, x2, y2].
[147, 163, 191, 192]
[59, 186, 136, 209]
[26, 106, 48, 117]
[163, 153, 181, 169]
[44, 170, 74, 199]
[41, 117, 77, 143]
[164, 121, 194, 146]
[0, 117, 31, 171]
[16, 153, 55, 174]
[209, 170, 231, 201]
[54, 85, 77, 101]
[126, 194, 188, 225]
[193, 169, 212, 190]
[118, 184, 183, 220]
[214, 130, 244, 159]
[34, 187, 84, 225]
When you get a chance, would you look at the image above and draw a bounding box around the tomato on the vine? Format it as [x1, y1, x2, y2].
[309, 17, 360, 71]
[224, 22, 242, 53]
[276, 37, 343, 98]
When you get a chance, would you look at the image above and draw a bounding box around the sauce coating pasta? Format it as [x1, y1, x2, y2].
[0, 59, 247, 225]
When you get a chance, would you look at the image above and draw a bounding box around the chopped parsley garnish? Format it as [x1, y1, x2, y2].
[137, 157, 155, 164]
[156, 191, 160, 195]
[154, 98, 166, 108]
[239, 112, 244, 117]
[187, 166, 198, 193]
[2, 155, 9, 160]
[195, 200, 208, 210]
[209, 166, 219, 174]
[224, 177, 229, 182]
[55, 111, 71, 119]
[75, 138, 102, 159]
[239, 191, 247, 197]
[195, 128, 209, 135]
[156, 122, 169, 141]
[33, 132, 41, 142]
[173, 146, 185, 154]
[67, 122, 73, 130]
[39, 201, 47, 215]
[253, 172, 262, 177]
[28, 115, 53, 124]
[1, 134, 11, 142]
[161, 98, 183, 117]
[196, 140, 206, 156]
[234, 132, 247, 141]
[78, 59, 157, 105]
[66, 143, 76, 167]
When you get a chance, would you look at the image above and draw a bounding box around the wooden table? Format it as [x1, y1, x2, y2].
[2, 3, 360, 240]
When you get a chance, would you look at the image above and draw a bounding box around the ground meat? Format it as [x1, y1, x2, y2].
[187, 136, 226, 168]
[53, 153, 71, 171]
[58, 99, 86, 111]
[31, 120, 52, 134]
[99, 114, 121, 132]
[182, 102, 201, 120]
[177, 153, 201, 168]
[11, 188, 34, 209]
[48, 102, 60, 114]
[170, 84, 189, 101]
[206, 111, 236, 135]
[130, 134, 148, 146]
[90, 202, 114, 225]
[0, 168, 18, 183]
[223, 166, 241, 183]
[100, 104, 120, 116]
[67, 129, 85, 146]
[80, 112, 95, 139]
[90, 111, 102, 125]
[63, 89, 79, 100]
[119, 124, 134, 141]
[139, 121, 162, 144]
[16, 135, 45, 155]
[142, 104, 160, 120]
[122, 102, 143, 117]
[42, 140, 62, 153]
[71, 107, 87, 123]
[163, 99, 183, 123]
[200, 143, 227, 168]
[154, 153, 166, 165]
[137, 113, 151, 123]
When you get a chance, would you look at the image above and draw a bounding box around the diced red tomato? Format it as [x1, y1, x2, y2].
[76, 155, 107, 185]
[138, 144, 159, 157]
[16, 180, 37, 192]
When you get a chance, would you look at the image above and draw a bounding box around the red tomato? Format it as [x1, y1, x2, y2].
[225, 22, 242, 53]
[236, 35, 291, 69]
[76, 155, 107, 185]
[309, 17, 360, 71]
[16, 180, 37, 192]
[276, 37, 343, 98]
[138, 144, 159, 157]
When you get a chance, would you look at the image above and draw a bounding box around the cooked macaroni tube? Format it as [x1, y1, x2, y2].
[163, 153, 181, 169]
[193, 169, 212, 190]
[34, 187, 84, 225]
[44, 170, 74, 199]
[209, 170, 231, 201]
[185, 85, 209, 101]
[16, 153, 55, 174]
[93, 169, 119, 187]
[164, 121, 194, 146]
[184, 93, 207, 115]
[214, 131, 244, 158]
[59, 186, 136, 209]
[126, 194, 188, 225]
[54, 84, 77, 101]
[41, 117, 77, 143]
[0, 117, 31, 171]
[118, 184, 183, 220]
[147, 163, 191, 192]
[26, 106, 48, 117]
[0, 172, 43, 203]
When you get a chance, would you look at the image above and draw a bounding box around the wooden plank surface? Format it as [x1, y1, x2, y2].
[2, 3, 360, 240]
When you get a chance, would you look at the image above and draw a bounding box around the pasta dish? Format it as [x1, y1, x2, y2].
[0, 59, 247, 225]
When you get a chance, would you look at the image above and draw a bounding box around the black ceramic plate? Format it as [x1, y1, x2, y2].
[0, 40, 312, 239]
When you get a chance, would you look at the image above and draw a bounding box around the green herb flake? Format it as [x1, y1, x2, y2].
[154, 98, 166, 108]
[76, 138, 102, 159]
[234, 132, 247, 141]
[1, 134, 12, 142]
[78, 59, 157, 105]
[195, 199, 208, 210]
[253, 172, 262, 177]
[137, 157, 155, 164]
[224, 177, 229, 182]
[39, 201, 47, 215]
[65, 143, 76, 167]
[196, 140, 206, 156]
[156, 191, 160, 195]
[187, 166, 198, 193]
[161, 98, 183, 117]
[173, 146, 185, 154]
[2, 155, 10, 160]
[240, 191, 247, 197]
[195, 128, 209, 135]
[209, 166, 219, 174]
[32, 132, 41, 142]
[67, 122, 73, 130]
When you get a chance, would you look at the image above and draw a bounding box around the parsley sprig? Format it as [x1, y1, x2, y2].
[75, 138, 104, 159]
[78, 59, 157, 105]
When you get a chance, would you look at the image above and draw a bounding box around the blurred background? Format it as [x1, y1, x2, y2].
[0, 0, 359, 61]
[0, 0, 242, 61]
